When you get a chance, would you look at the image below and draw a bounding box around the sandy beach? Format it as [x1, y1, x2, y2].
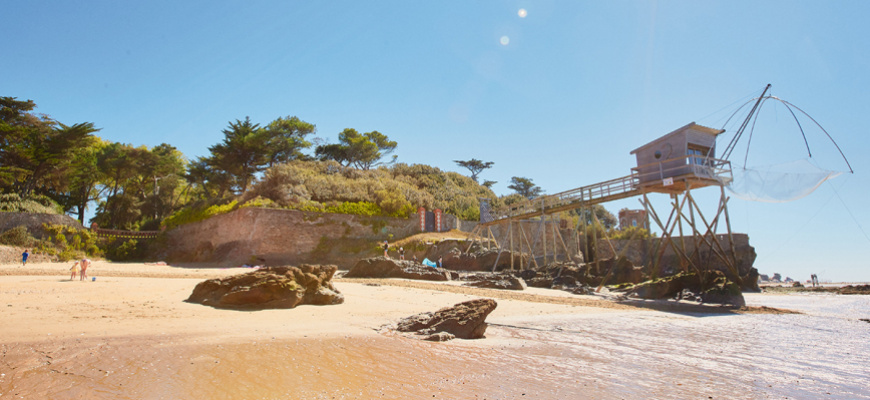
[2, 262, 868, 399]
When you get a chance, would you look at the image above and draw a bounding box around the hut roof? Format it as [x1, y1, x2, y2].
[630, 122, 725, 155]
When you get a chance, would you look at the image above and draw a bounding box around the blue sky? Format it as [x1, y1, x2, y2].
[4, 1, 869, 281]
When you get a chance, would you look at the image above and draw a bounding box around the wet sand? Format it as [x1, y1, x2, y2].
[2, 262, 867, 399]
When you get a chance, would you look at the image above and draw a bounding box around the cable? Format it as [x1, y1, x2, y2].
[826, 177, 870, 244]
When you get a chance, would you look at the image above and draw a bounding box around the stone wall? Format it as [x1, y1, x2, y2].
[161, 207, 419, 268]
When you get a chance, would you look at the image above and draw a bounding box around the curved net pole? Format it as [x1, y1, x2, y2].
[719, 98, 759, 160]
[721, 84, 772, 161]
[779, 99, 854, 174]
[773, 97, 812, 158]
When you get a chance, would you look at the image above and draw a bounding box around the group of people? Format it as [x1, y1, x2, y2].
[70, 258, 91, 281]
[21, 249, 91, 281]
[382, 241, 442, 268]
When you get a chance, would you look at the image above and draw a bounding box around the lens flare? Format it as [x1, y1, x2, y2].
[499, 36, 510, 46]
[518, 9, 527, 18]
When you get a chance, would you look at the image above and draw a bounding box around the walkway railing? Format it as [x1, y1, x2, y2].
[91, 227, 161, 239]
[481, 156, 732, 226]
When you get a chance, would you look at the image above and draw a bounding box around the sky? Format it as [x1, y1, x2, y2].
[3, 1, 869, 282]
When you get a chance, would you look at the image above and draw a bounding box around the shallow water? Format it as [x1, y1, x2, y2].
[2, 294, 868, 399]
[487, 293, 870, 399]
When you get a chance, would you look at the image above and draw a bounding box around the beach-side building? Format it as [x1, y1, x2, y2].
[630, 122, 729, 192]
[618, 209, 648, 230]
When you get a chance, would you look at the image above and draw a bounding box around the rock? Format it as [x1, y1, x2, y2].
[628, 272, 695, 299]
[464, 274, 527, 291]
[186, 265, 344, 310]
[345, 257, 451, 281]
[423, 332, 456, 342]
[518, 269, 537, 281]
[393, 299, 497, 340]
[527, 276, 553, 288]
[597, 256, 645, 285]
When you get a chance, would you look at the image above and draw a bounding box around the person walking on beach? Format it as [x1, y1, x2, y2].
[399, 247, 405, 260]
[21, 249, 29, 266]
[383, 241, 389, 258]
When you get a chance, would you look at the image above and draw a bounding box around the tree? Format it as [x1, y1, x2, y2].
[261, 116, 316, 167]
[0, 97, 98, 197]
[315, 128, 397, 170]
[207, 117, 268, 193]
[482, 180, 497, 189]
[508, 176, 543, 200]
[573, 205, 618, 230]
[454, 159, 494, 183]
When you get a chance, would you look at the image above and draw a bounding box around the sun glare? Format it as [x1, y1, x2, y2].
[518, 8, 528, 18]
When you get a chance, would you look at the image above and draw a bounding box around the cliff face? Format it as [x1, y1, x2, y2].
[160, 207, 418, 268]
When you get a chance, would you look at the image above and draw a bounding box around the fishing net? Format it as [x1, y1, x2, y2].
[724, 159, 842, 203]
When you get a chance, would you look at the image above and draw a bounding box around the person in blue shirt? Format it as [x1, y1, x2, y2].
[21, 249, 29, 266]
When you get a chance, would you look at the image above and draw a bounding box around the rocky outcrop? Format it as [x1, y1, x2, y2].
[391, 299, 497, 341]
[344, 257, 451, 281]
[463, 273, 527, 291]
[186, 265, 344, 309]
[626, 271, 745, 307]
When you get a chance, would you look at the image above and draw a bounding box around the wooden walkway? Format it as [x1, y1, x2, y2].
[480, 156, 733, 227]
[91, 228, 161, 239]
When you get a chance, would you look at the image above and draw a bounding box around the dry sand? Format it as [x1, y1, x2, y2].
[1, 261, 627, 399]
[0, 261, 790, 399]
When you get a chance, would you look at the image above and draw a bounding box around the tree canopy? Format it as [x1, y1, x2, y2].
[315, 128, 397, 170]
[454, 158, 494, 183]
[507, 176, 543, 200]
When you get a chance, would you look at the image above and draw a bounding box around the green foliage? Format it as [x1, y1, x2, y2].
[33, 223, 101, 261]
[508, 176, 543, 199]
[323, 201, 382, 216]
[315, 128, 397, 170]
[0, 193, 63, 214]
[608, 226, 655, 240]
[102, 238, 146, 261]
[161, 200, 238, 230]
[244, 160, 494, 220]
[0, 226, 37, 247]
[454, 159, 494, 183]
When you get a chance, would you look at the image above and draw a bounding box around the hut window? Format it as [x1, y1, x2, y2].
[687, 144, 710, 165]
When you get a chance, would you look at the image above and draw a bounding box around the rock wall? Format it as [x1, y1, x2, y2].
[161, 207, 419, 268]
[0, 212, 84, 236]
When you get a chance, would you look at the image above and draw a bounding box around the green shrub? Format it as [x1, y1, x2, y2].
[608, 226, 655, 241]
[244, 160, 497, 220]
[102, 238, 146, 261]
[0, 193, 63, 214]
[0, 226, 37, 247]
[162, 200, 238, 230]
[36, 223, 101, 261]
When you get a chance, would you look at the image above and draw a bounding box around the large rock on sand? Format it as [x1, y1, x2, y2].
[187, 265, 344, 309]
[393, 299, 498, 341]
[345, 257, 451, 281]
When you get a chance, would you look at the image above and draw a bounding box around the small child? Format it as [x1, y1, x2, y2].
[70, 261, 80, 280]
[21, 249, 29, 266]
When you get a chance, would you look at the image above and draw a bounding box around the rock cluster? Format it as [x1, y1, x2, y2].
[391, 299, 497, 341]
[625, 271, 745, 307]
[186, 265, 344, 309]
[344, 257, 452, 281]
[462, 273, 527, 291]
